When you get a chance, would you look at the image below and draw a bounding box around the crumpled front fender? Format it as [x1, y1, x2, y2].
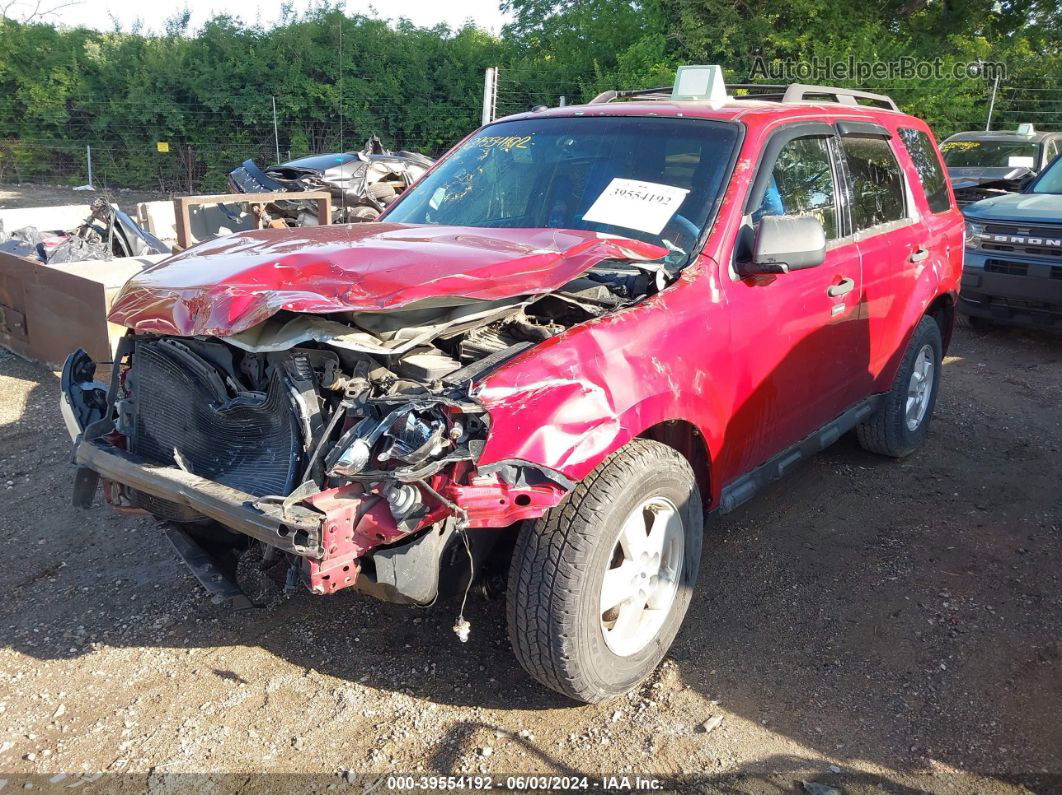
[473, 261, 727, 493]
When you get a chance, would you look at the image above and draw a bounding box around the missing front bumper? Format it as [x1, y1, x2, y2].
[74, 436, 568, 602]
[74, 440, 325, 558]
[73, 439, 465, 603]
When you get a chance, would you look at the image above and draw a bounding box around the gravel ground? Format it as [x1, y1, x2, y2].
[0, 324, 1060, 793]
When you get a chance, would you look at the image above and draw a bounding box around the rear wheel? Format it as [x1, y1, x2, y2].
[856, 315, 942, 458]
[506, 439, 702, 703]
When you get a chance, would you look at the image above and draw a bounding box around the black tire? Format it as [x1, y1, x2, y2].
[957, 312, 995, 332]
[506, 439, 703, 703]
[133, 490, 210, 525]
[349, 205, 381, 222]
[856, 315, 943, 458]
[235, 544, 287, 607]
[368, 182, 397, 203]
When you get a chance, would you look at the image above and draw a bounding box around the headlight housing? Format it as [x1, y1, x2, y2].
[965, 221, 984, 249]
[325, 400, 487, 482]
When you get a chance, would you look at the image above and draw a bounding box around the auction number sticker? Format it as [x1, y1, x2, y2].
[387, 775, 493, 790]
[475, 135, 533, 152]
[582, 178, 689, 235]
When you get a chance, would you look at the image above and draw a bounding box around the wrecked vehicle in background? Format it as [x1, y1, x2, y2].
[0, 197, 169, 263]
[227, 136, 433, 224]
[940, 125, 1062, 206]
[65, 67, 963, 704]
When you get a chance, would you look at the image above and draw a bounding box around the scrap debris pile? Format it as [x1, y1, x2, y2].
[0, 136, 433, 267]
[0, 197, 168, 264]
[227, 136, 433, 224]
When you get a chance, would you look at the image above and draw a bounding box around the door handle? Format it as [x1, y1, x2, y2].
[827, 277, 855, 298]
[909, 247, 929, 263]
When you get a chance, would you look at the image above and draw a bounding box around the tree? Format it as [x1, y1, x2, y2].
[0, 0, 1057, 191]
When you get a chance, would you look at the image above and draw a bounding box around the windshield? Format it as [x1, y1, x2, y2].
[940, 140, 1040, 169]
[383, 116, 740, 263]
[1031, 155, 1062, 194]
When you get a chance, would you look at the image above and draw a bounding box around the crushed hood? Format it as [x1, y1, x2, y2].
[947, 166, 1035, 186]
[948, 166, 1035, 202]
[108, 223, 666, 337]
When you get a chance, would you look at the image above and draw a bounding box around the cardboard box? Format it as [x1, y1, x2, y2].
[0, 251, 163, 367]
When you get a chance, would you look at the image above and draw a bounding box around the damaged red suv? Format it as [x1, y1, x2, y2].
[63, 69, 963, 703]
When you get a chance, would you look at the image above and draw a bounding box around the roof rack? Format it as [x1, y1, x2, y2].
[588, 87, 673, 104]
[589, 81, 898, 111]
[776, 83, 898, 110]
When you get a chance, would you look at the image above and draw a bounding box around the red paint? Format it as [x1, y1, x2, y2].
[107, 224, 666, 337]
[299, 474, 566, 593]
[303, 484, 420, 594]
[442, 473, 567, 528]
[470, 104, 963, 510]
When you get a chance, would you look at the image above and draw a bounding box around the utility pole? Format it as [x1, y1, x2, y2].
[985, 72, 1000, 132]
[86, 145, 94, 189]
[271, 96, 281, 164]
[338, 20, 344, 152]
[559, 95, 567, 107]
[481, 67, 498, 126]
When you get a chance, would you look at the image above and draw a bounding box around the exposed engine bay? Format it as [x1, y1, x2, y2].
[69, 259, 658, 604]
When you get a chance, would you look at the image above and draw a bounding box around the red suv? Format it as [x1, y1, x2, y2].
[63, 70, 963, 703]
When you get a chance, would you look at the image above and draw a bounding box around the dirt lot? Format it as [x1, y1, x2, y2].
[0, 183, 172, 211]
[1, 322, 1060, 792]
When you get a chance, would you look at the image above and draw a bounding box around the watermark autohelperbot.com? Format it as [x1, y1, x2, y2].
[749, 55, 1006, 83]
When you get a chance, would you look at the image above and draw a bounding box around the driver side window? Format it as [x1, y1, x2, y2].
[756, 136, 839, 240]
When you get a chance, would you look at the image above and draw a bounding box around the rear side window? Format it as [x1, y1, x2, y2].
[841, 137, 907, 231]
[754, 136, 839, 239]
[898, 128, 951, 213]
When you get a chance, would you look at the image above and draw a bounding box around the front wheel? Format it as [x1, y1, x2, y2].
[856, 315, 943, 458]
[506, 439, 703, 703]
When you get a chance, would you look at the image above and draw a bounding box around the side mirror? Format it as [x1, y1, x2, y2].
[743, 215, 826, 275]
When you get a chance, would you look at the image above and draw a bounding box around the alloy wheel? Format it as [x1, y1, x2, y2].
[905, 344, 935, 431]
[599, 496, 685, 657]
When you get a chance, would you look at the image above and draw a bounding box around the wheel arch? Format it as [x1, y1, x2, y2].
[638, 419, 712, 511]
[925, 292, 956, 354]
